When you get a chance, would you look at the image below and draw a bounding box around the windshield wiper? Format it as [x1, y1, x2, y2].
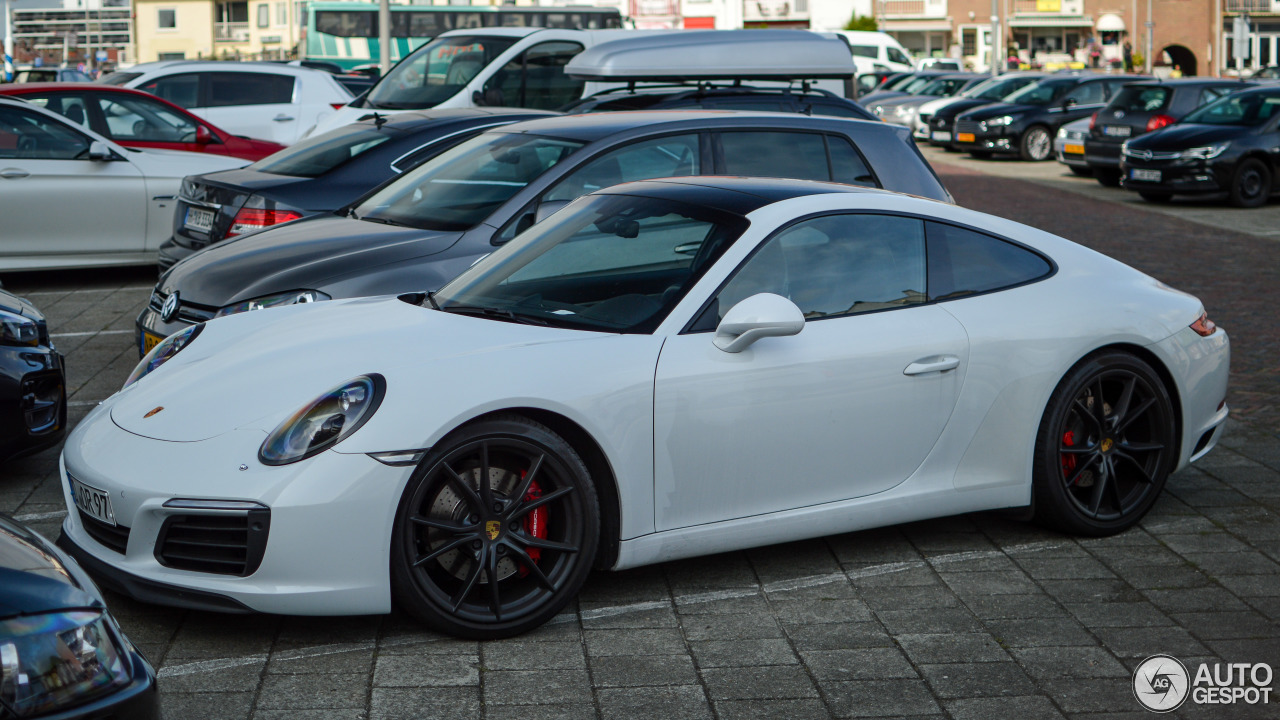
[357, 215, 405, 227]
[439, 304, 549, 326]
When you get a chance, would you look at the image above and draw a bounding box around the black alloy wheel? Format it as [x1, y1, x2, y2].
[1094, 168, 1121, 187]
[1229, 158, 1271, 208]
[1020, 126, 1053, 162]
[1033, 352, 1176, 536]
[391, 414, 598, 638]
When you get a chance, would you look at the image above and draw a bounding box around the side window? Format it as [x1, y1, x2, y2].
[140, 73, 201, 108]
[22, 94, 90, 127]
[706, 214, 927, 326]
[544, 134, 700, 202]
[94, 95, 198, 142]
[0, 105, 91, 160]
[803, 98, 867, 119]
[1200, 87, 1229, 106]
[887, 47, 911, 65]
[207, 73, 295, 107]
[827, 135, 877, 187]
[485, 42, 585, 110]
[390, 132, 479, 173]
[719, 131, 830, 182]
[1062, 82, 1105, 106]
[926, 221, 1051, 301]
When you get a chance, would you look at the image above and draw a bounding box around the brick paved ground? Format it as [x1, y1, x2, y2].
[1, 154, 1278, 719]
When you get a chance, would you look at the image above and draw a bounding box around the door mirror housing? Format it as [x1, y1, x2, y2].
[194, 125, 215, 144]
[87, 141, 115, 161]
[1062, 97, 1078, 109]
[713, 293, 805, 353]
[534, 199, 570, 224]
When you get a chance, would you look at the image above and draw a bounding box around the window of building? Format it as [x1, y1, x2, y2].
[276, 2, 287, 26]
[158, 8, 176, 29]
[257, 4, 269, 28]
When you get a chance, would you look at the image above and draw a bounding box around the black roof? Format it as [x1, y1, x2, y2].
[1121, 78, 1252, 88]
[497, 110, 894, 143]
[597, 176, 875, 216]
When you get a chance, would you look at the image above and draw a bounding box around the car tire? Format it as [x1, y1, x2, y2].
[1094, 168, 1121, 186]
[1069, 166, 1093, 177]
[1032, 351, 1176, 537]
[391, 414, 599, 639]
[969, 150, 993, 159]
[1138, 191, 1173, 203]
[1020, 126, 1052, 162]
[1229, 158, 1271, 208]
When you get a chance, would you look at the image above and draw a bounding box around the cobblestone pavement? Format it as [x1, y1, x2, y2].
[2, 154, 1278, 719]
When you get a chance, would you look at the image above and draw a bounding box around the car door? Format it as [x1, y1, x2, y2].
[0, 103, 146, 262]
[87, 92, 207, 154]
[1052, 81, 1108, 130]
[198, 72, 299, 144]
[652, 212, 968, 531]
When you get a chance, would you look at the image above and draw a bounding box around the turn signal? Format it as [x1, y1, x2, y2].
[1146, 114, 1174, 132]
[227, 207, 303, 237]
[1190, 312, 1217, 337]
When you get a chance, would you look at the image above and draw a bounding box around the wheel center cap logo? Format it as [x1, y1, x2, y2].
[1101, 438, 1115, 453]
[1133, 654, 1190, 712]
[485, 521, 501, 540]
[160, 292, 180, 323]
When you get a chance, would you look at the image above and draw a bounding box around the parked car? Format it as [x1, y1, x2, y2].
[866, 72, 985, 128]
[163, 108, 557, 268]
[0, 96, 248, 272]
[1, 513, 159, 718]
[915, 57, 962, 71]
[858, 70, 948, 104]
[854, 70, 897, 98]
[954, 73, 1148, 160]
[1250, 66, 1280, 79]
[1054, 117, 1093, 175]
[99, 61, 353, 145]
[0, 83, 284, 161]
[1085, 78, 1248, 186]
[0, 287, 64, 462]
[835, 30, 914, 73]
[917, 72, 1046, 146]
[65, 176, 1228, 638]
[136, 111, 949, 354]
[11, 66, 92, 83]
[1120, 84, 1280, 207]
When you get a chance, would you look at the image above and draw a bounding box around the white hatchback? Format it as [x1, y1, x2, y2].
[104, 61, 352, 145]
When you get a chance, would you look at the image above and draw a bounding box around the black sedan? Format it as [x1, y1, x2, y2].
[0, 287, 64, 463]
[954, 74, 1146, 160]
[1, 513, 158, 719]
[137, 111, 950, 353]
[162, 107, 557, 268]
[1120, 85, 1280, 207]
[920, 72, 1045, 147]
[1086, 78, 1249, 186]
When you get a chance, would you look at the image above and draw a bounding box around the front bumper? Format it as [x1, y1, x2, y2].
[135, 291, 216, 357]
[953, 121, 1021, 154]
[1119, 156, 1231, 196]
[1083, 138, 1122, 168]
[1054, 137, 1088, 168]
[59, 408, 412, 616]
[0, 345, 66, 462]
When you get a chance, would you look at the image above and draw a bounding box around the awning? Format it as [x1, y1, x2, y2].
[1009, 15, 1095, 28]
[882, 19, 953, 32]
[1096, 13, 1125, 31]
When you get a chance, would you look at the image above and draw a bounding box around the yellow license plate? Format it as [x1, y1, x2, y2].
[957, 133, 975, 143]
[1065, 143, 1084, 154]
[141, 331, 163, 355]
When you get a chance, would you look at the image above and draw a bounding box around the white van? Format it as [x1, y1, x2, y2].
[833, 30, 913, 74]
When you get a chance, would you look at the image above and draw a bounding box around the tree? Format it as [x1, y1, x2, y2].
[845, 14, 878, 31]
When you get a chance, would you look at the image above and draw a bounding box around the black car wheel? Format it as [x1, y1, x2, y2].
[391, 414, 599, 638]
[1032, 352, 1175, 536]
[1139, 191, 1173, 203]
[1229, 158, 1271, 208]
[1094, 168, 1121, 187]
[1020, 126, 1052, 162]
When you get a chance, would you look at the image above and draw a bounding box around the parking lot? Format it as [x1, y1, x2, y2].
[3, 151, 1280, 719]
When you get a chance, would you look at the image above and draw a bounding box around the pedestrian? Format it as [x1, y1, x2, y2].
[1123, 40, 1133, 72]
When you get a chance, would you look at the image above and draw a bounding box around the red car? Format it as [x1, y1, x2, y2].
[0, 83, 284, 161]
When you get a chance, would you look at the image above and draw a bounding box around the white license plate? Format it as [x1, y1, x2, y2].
[1131, 168, 1161, 182]
[185, 206, 215, 232]
[70, 475, 116, 526]
[931, 131, 952, 142]
[1103, 125, 1132, 137]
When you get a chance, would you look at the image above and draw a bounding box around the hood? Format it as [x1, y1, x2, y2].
[110, 296, 597, 442]
[127, 146, 249, 178]
[1128, 123, 1252, 150]
[933, 97, 993, 120]
[162, 214, 464, 307]
[0, 516, 99, 618]
[959, 102, 1035, 121]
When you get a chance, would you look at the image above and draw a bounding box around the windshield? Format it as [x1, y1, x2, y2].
[251, 125, 395, 177]
[961, 75, 1039, 101]
[353, 131, 582, 231]
[1182, 91, 1280, 126]
[98, 71, 142, 86]
[365, 35, 517, 110]
[433, 194, 748, 334]
[898, 76, 935, 94]
[1004, 78, 1076, 106]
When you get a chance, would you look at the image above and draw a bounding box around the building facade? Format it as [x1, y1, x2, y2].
[133, 0, 301, 62]
[10, 1, 132, 67]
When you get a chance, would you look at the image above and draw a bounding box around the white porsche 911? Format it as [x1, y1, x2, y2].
[57, 177, 1229, 638]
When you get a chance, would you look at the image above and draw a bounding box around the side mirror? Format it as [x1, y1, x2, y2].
[194, 125, 214, 144]
[713, 293, 804, 353]
[87, 141, 114, 161]
[1062, 97, 1078, 109]
[534, 199, 569, 224]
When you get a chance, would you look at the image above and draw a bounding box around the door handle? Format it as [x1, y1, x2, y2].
[904, 355, 960, 376]
[273, 114, 295, 122]
[0, 168, 30, 179]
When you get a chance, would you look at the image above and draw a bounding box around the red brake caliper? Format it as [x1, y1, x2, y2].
[519, 474, 546, 576]
[1061, 430, 1077, 481]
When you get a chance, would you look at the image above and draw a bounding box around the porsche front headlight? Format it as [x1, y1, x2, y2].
[214, 290, 330, 318]
[122, 323, 203, 389]
[0, 611, 131, 716]
[259, 374, 385, 465]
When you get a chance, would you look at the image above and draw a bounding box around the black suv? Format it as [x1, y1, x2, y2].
[560, 84, 877, 121]
[955, 74, 1147, 161]
[1086, 79, 1248, 186]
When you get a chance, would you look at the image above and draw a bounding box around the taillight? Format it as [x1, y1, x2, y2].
[1146, 114, 1174, 132]
[330, 102, 346, 110]
[1089, 112, 1098, 131]
[1190, 311, 1217, 337]
[226, 207, 303, 237]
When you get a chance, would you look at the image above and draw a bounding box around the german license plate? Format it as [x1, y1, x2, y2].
[1131, 168, 1161, 182]
[185, 206, 215, 232]
[69, 475, 116, 526]
[957, 132, 975, 143]
[931, 131, 952, 142]
[1103, 125, 1132, 137]
[141, 330, 163, 355]
[1064, 143, 1084, 155]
